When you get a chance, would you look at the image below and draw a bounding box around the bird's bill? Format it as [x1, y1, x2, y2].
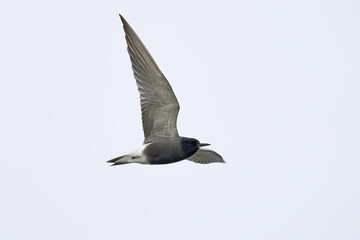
[199, 143, 210, 147]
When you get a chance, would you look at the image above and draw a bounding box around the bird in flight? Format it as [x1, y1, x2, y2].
[107, 15, 225, 165]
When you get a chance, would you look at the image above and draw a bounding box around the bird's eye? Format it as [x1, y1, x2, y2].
[187, 141, 195, 145]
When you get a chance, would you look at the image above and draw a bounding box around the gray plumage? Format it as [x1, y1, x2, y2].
[107, 15, 225, 165]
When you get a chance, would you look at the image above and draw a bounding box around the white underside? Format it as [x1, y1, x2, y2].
[126, 143, 151, 164]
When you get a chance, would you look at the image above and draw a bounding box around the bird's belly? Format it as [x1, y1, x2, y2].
[144, 141, 185, 165]
[149, 157, 183, 165]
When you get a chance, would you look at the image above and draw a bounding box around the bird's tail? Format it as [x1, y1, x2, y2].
[107, 155, 132, 166]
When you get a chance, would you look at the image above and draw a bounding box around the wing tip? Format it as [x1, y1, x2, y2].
[119, 14, 128, 27]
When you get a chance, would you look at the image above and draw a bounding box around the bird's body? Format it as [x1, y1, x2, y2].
[108, 137, 204, 165]
[144, 137, 192, 165]
[107, 15, 225, 166]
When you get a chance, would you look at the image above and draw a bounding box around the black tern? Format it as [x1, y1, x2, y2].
[107, 15, 225, 165]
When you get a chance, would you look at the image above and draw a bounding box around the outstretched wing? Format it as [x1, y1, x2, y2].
[188, 149, 225, 164]
[120, 15, 180, 144]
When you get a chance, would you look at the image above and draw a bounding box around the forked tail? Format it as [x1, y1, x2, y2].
[107, 155, 132, 166]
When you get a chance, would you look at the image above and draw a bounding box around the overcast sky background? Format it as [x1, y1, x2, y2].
[1, 0, 359, 239]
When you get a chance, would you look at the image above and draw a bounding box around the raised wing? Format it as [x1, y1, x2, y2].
[120, 15, 180, 144]
[188, 149, 225, 164]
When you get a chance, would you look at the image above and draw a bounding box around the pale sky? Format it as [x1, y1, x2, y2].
[1, 0, 359, 239]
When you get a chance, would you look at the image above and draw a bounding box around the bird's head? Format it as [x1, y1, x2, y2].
[180, 137, 210, 157]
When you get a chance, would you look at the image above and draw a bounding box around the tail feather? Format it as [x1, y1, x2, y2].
[107, 155, 132, 166]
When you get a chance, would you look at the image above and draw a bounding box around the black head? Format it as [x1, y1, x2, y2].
[180, 137, 210, 158]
